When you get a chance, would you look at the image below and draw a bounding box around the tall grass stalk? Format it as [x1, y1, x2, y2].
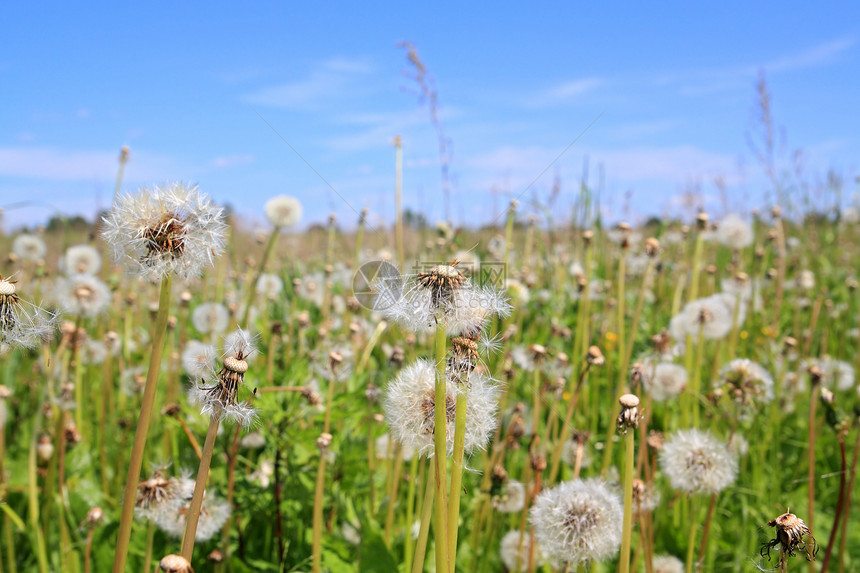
[112, 275, 172, 573]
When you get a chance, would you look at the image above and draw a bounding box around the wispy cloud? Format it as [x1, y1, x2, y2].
[529, 77, 604, 106]
[242, 57, 374, 110]
[677, 37, 856, 96]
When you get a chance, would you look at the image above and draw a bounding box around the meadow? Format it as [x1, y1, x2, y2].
[0, 184, 857, 573]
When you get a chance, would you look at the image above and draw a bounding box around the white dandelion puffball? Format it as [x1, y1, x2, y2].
[264, 195, 303, 228]
[499, 530, 544, 572]
[652, 554, 685, 573]
[492, 480, 526, 513]
[255, 273, 284, 298]
[383, 359, 500, 458]
[816, 358, 855, 391]
[12, 234, 47, 262]
[669, 293, 744, 342]
[530, 478, 623, 566]
[101, 182, 227, 281]
[191, 302, 230, 334]
[55, 274, 111, 318]
[659, 429, 738, 495]
[181, 340, 217, 378]
[716, 213, 753, 249]
[59, 244, 102, 276]
[640, 361, 688, 402]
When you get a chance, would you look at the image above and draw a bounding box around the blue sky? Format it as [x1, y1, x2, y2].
[2, 2, 858, 231]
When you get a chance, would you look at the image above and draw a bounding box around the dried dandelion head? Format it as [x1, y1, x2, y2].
[102, 183, 227, 281]
[761, 510, 818, 562]
[159, 554, 194, 573]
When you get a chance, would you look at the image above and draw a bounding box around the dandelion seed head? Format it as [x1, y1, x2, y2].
[659, 429, 738, 495]
[264, 195, 303, 228]
[383, 359, 500, 458]
[181, 340, 217, 378]
[102, 183, 226, 281]
[191, 302, 229, 334]
[652, 554, 685, 573]
[492, 479, 526, 513]
[716, 214, 753, 249]
[12, 233, 47, 262]
[499, 530, 544, 572]
[59, 245, 101, 276]
[639, 360, 687, 402]
[55, 274, 111, 318]
[530, 478, 623, 566]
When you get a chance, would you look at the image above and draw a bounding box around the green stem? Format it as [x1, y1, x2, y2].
[618, 430, 635, 573]
[446, 389, 468, 571]
[312, 451, 328, 573]
[28, 433, 49, 573]
[432, 323, 450, 573]
[404, 456, 420, 569]
[181, 415, 220, 561]
[412, 464, 435, 573]
[113, 274, 172, 573]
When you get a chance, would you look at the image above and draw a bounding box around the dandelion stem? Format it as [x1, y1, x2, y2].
[807, 383, 819, 573]
[548, 362, 590, 484]
[696, 493, 718, 569]
[180, 414, 220, 561]
[112, 274, 172, 573]
[312, 450, 327, 573]
[404, 455, 420, 568]
[432, 322, 450, 573]
[820, 433, 846, 573]
[836, 430, 860, 573]
[618, 430, 635, 573]
[28, 432, 49, 573]
[447, 388, 468, 571]
[412, 463, 435, 573]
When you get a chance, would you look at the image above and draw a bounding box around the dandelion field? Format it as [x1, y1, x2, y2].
[0, 186, 859, 573]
